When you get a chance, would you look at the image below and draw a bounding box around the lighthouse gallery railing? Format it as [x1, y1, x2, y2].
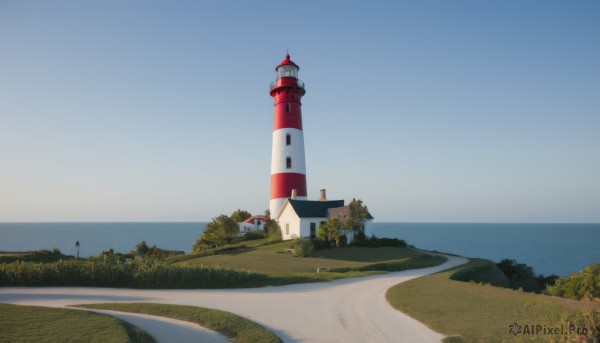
[270, 79, 304, 89]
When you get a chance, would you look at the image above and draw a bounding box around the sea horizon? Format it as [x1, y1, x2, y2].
[1, 222, 598, 277]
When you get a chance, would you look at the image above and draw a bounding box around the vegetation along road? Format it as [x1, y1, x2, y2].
[0, 255, 468, 342]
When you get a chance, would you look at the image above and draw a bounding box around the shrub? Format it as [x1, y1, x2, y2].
[267, 224, 282, 242]
[352, 235, 407, 248]
[496, 259, 558, 293]
[450, 260, 510, 288]
[198, 215, 240, 248]
[291, 238, 314, 257]
[378, 237, 408, 247]
[546, 264, 600, 301]
[451, 259, 559, 294]
[311, 238, 331, 250]
[237, 231, 267, 242]
[0, 258, 268, 289]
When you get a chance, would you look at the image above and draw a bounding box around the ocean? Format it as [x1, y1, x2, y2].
[0, 222, 598, 277]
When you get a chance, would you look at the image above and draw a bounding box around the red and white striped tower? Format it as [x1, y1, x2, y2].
[269, 54, 307, 216]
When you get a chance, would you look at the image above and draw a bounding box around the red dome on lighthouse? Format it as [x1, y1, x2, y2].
[275, 54, 299, 71]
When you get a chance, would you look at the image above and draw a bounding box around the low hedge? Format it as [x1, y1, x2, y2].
[0, 258, 267, 289]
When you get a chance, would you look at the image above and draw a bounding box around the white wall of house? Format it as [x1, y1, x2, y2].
[299, 218, 326, 238]
[363, 220, 374, 237]
[277, 203, 301, 240]
[238, 221, 265, 234]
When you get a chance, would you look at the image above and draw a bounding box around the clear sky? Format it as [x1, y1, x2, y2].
[1, 1, 598, 223]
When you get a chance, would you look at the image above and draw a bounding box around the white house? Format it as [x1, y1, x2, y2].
[275, 195, 374, 242]
[238, 216, 266, 234]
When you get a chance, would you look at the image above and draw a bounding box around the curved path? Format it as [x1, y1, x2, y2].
[0, 255, 467, 342]
[85, 309, 228, 343]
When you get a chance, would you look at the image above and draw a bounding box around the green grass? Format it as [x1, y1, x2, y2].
[0, 240, 444, 288]
[178, 240, 445, 285]
[77, 303, 281, 343]
[386, 259, 600, 343]
[0, 303, 155, 343]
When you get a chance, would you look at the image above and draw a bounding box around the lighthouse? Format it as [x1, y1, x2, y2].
[269, 54, 307, 216]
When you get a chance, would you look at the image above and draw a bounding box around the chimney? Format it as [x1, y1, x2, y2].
[291, 189, 297, 200]
[320, 189, 327, 202]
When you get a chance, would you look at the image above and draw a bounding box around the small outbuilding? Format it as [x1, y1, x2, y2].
[238, 216, 266, 233]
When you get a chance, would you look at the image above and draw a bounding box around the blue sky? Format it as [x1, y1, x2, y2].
[1, 1, 598, 222]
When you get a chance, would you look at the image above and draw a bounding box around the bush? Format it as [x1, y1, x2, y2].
[450, 259, 559, 294]
[291, 238, 314, 257]
[546, 264, 600, 301]
[237, 231, 267, 242]
[496, 259, 558, 293]
[352, 235, 407, 248]
[267, 225, 282, 242]
[450, 260, 510, 288]
[0, 258, 268, 289]
[311, 239, 331, 250]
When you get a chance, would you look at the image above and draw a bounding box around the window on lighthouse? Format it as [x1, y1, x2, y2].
[286, 134, 291, 146]
[285, 103, 290, 112]
[278, 65, 298, 79]
[286, 157, 292, 169]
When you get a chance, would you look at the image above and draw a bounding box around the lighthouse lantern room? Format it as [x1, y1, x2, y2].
[269, 54, 307, 216]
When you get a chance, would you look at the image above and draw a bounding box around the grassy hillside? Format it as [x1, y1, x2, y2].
[0, 303, 155, 343]
[78, 303, 281, 343]
[178, 239, 445, 285]
[387, 259, 600, 343]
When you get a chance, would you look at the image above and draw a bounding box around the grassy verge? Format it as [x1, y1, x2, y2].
[386, 259, 600, 343]
[0, 303, 155, 343]
[77, 303, 281, 343]
[179, 240, 445, 285]
[0, 240, 444, 288]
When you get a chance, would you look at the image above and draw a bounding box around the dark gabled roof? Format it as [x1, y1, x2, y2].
[327, 206, 375, 220]
[287, 199, 344, 218]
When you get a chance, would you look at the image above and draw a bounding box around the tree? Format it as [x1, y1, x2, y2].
[201, 215, 240, 246]
[230, 209, 252, 223]
[136, 240, 150, 255]
[263, 209, 282, 241]
[344, 198, 370, 234]
[319, 218, 345, 247]
[496, 259, 535, 280]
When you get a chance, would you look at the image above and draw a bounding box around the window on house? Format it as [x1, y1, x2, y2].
[285, 223, 290, 235]
[286, 157, 292, 169]
[285, 103, 290, 112]
[310, 223, 316, 238]
[286, 133, 291, 146]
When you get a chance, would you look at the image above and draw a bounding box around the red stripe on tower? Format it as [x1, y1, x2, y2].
[269, 54, 307, 216]
[270, 173, 307, 199]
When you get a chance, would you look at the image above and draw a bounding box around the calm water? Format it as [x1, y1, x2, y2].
[373, 223, 600, 277]
[0, 222, 598, 276]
